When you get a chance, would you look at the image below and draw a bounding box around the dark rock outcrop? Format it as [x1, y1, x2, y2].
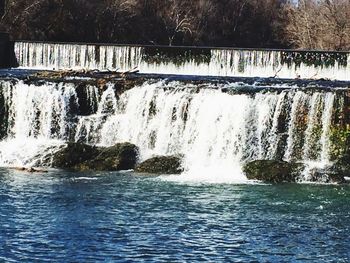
[323, 154, 350, 183]
[243, 159, 346, 184]
[135, 155, 183, 174]
[51, 142, 99, 168]
[307, 166, 346, 184]
[50, 142, 139, 171]
[77, 143, 139, 171]
[243, 160, 304, 183]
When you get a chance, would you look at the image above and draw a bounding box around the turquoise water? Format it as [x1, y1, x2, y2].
[0, 168, 349, 262]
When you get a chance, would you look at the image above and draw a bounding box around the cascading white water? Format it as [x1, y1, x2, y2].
[284, 91, 335, 165]
[15, 42, 99, 70]
[208, 50, 350, 81]
[74, 83, 118, 143]
[0, 79, 339, 182]
[99, 45, 142, 71]
[0, 80, 78, 166]
[302, 93, 323, 160]
[7, 82, 77, 139]
[320, 93, 335, 163]
[73, 81, 336, 182]
[266, 91, 288, 160]
[284, 91, 310, 162]
[14, 42, 350, 81]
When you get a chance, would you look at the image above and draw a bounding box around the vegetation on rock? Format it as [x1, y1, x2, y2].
[243, 159, 347, 184]
[243, 160, 304, 183]
[51, 142, 99, 168]
[50, 142, 139, 171]
[77, 143, 139, 171]
[135, 155, 183, 174]
[307, 166, 346, 184]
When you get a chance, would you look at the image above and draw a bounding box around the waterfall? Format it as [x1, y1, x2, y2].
[99, 45, 142, 71]
[14, 42, 350, 81]
[14, 42, 98, 70]
[284, 91, 310, 161]
[0, 78, 339, 182]
[0, 80, 78, 166]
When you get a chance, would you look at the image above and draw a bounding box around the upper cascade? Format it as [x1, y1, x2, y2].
[14, 41, 350, 81]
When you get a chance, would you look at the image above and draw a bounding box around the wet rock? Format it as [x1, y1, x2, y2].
[51, 142, 139, 171]
[75, 83, 98, 115]
[51, 142, 99, 168]
[317, 155, 350, 184]
[0, 88, 10, 140]
[243, 160, 304, 183]
[275, 133, 289, 161]
[135, 155, 183, 174]
[337, 152, 350, 167]
[77, 142, 139, 171]
[307, 166, 346, 184]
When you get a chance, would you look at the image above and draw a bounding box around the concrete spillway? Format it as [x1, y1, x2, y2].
[14, 41, 350, 81]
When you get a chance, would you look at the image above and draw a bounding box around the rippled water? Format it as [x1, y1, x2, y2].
[0, 169, 349, 262]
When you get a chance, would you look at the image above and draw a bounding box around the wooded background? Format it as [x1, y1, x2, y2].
[0, 0, 349, 50]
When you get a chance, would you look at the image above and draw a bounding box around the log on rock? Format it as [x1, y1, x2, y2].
[12, 167, 48, 173]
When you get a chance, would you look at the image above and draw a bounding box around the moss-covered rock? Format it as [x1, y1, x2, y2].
[51, 142, 99, 168]
[135, 155, 183, 174]
[77, 142, 139, 171]
[325, 153, 350, 183]
[50, 142, 139, 171]
[307, 166, 346, 184]
[243, 160, 304, 183]
[243, 159, 347, 184]
[329, 125, 350, 161]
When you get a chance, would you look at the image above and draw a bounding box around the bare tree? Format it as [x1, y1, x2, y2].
[321, 0, 350, 50]
[0, 0, 347, 50]
[283, 0, 321, 49]
[283, 0, 350, 50]
[94, 0, 138, 42]
[155, 0, 196, 46]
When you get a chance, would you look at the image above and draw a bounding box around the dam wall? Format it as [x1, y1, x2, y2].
[13, 41, 350, 81]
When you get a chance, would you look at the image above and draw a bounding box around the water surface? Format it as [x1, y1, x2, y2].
[0, 169, 349, 262]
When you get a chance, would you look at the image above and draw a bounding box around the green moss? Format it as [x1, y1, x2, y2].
[288, 99, 309, 160]
[329, 125, 350, 161]
[238, 52, 245, 73]
[281, 51, 348, 68]
[135, 155, 183, 174]
[243, 160, 305, 183]
[143, 46, 211, 66]
[79, 142, 139, 171]
[49, 142, 139, 171]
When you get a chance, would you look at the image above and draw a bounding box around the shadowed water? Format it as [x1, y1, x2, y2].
[0, 169, 349, 262]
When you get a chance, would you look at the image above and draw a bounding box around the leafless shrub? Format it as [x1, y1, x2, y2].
[283, 0, 350, 50]
[1, 0, 347, 50]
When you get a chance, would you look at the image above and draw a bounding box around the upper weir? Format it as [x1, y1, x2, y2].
[13, 41, 350, 81]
